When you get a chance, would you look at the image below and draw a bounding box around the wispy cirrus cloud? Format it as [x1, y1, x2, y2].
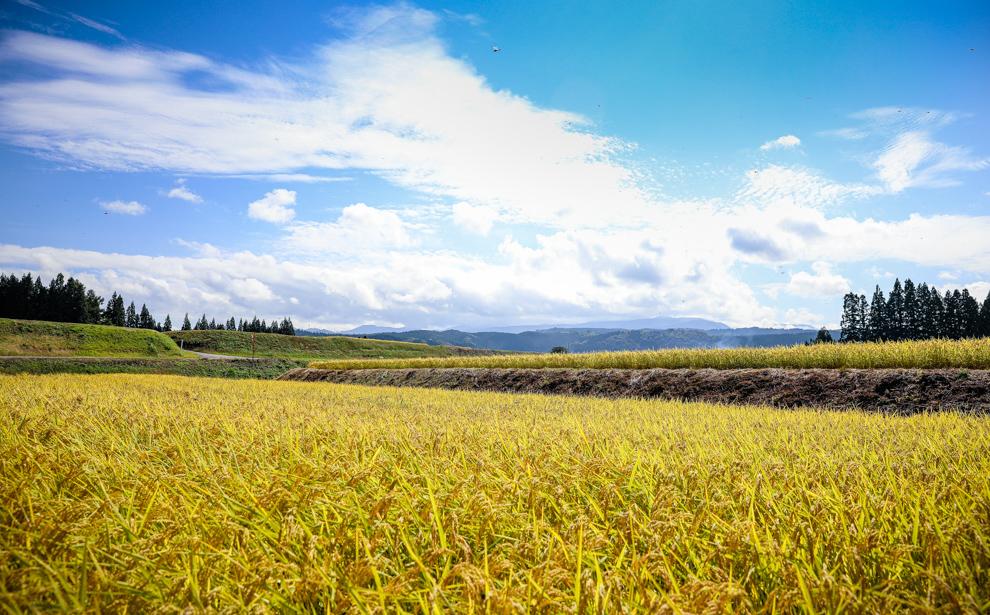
[824, 107, 988, 193]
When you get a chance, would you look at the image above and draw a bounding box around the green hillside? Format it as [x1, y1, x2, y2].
[0, 318, 185, 358]
[167, 329, 485, 360]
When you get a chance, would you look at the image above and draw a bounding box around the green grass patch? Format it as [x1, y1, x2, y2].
[0, 318, 185, 358]
[168, 329, 486, 360]
[0, 357, 304, 379]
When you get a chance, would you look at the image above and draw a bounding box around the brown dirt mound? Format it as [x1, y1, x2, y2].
[279, 367, 990, 413]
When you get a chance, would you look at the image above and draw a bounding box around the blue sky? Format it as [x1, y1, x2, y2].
[0, 0, 988, 329]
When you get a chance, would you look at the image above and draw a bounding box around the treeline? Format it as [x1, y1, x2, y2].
[178, 313, 296, 335]
[0, 272, 295, 336]
[840, 279, 990, 342]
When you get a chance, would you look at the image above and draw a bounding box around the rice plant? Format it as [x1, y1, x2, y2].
[309, 337, 990, 371]
[2, 374, 988, 611]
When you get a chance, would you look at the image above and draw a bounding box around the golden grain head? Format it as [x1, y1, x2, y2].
[309, 337, 990, 371]
[2, 373, 989, 612]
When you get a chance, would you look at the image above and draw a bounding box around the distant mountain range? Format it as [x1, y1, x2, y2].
[301, 323, 834, 353]
[303, 315, 730, 337]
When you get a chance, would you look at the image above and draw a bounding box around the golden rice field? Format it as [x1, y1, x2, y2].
[2, 374, 989, 612]
[310, 337, 990, 371]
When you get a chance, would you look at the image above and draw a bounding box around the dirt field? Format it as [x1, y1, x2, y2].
[281, 367, 990, 413]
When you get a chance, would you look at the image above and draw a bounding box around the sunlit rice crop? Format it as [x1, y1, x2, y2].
[309, 337, 990, 371]
[2, 374, 988, 611]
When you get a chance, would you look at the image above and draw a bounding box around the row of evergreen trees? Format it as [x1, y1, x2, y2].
[181, 314, 296, 335]
[840, 279, 990, 342]
[0, 272, 295, 336]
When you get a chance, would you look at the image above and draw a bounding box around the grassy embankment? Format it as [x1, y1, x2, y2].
[168, 329, 485, 360]
[0, 357, 305, 379]
[0, 320, 482, 378]
[0, 318, 184, 357]
[2, 374, 988, 611]
[310, 337, 990, 370]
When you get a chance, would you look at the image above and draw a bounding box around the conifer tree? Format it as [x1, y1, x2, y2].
[944, 291, 961, 339]
[125, 301, 138, 328]
[960, 289, 980, 338]
[856, 294, 868, 341]
[840, 293, 860, 342]
[181, 313, 192, 331]
[867, 286, 886, 341]
[139, 304, 154, 329]
[902, 279, 920, 339]
[980, 292, 990, 337]
[885, 279, 905, 340]
[163, 315, 172, 332]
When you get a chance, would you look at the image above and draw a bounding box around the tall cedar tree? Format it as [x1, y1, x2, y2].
[867, 286, 886, 341]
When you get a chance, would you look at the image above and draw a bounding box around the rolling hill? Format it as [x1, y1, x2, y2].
[0, 318, 185, 358]
[167, 329, 489, 360]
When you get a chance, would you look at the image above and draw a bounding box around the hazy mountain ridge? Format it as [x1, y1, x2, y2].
[324, 326, 833, 353]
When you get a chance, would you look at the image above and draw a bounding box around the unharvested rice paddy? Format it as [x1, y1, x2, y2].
[309, 338, 990, 371]
[2, 374, 989, 611]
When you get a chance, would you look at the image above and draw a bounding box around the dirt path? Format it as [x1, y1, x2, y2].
[280, 367, 990, 413]
[190, 351, 259, 360]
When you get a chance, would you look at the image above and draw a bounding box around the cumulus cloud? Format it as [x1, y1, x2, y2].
[101, 200, 146, 215]
[784, 262, 850, 297]
[166, 178, 202, 203]
[727, 228, 786, 261]
[248, 189, 296, 224]
[760, 135, 801, 151]
[285, 203, 414, 254]
[451, 202, 497, 235]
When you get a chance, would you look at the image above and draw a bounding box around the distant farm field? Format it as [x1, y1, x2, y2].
[168, 329, 486, 360]
[2, 374, 988, 611]
[0, 318, 184, 358]
[310, 337, 990, 370]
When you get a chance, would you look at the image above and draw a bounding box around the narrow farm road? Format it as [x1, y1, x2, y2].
[189, 351, 260, 360]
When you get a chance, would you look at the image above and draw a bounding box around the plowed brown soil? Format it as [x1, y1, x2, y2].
[279, 367, 990, 413]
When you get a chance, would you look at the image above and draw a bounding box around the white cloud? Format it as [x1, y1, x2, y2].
[285, 203, 413, 254]
[760, 135, 801, 151]
[824, 107, 988, 193]
[1, 13, 989, 330]
[784, 262, 850, 297]
[229, 277, 274, 302]
[173, 239, 221, 257]
[69, 13, 125, 40]
[0, 20, 647, 228]
[101, 200, 146, 215]
[736, 165, 881, 209]
[961, 282, 990, 301]
[248, 188, 296, 224]
[873, 131, 989, 193]
[451, 202, 497, 235]
[166, 178, 202, 203]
